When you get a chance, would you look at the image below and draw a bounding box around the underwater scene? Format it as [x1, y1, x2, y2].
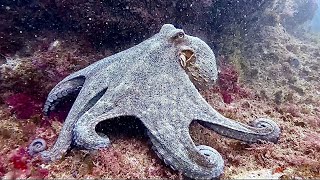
[0, 0, 319, 179]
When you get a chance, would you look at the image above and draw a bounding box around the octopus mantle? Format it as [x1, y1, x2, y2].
[39, 24, 280, 179]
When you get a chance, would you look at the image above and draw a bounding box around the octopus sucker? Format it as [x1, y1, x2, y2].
[43, 76, 85, 115]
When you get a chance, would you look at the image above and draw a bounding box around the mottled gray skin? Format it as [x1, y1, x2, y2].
[40, 24, 280, 179]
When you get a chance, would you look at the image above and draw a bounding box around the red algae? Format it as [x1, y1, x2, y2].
[9, 148, 31, 170]
[0, 159, 6, 177]
[5, 93, 43, 119]
[30, 168, 49, 179]
[2, 147, 49, 179]
[91, 137, 179, 179]
[209, 61, 252, 104]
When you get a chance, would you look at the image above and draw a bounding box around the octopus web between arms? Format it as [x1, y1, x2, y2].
[38, 24, 280, 179]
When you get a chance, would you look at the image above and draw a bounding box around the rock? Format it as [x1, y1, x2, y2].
[289, 85, 305, 95]
[231, 169, 284, 179]
[274, 90, 283, 105]
[0, 54, 7, 65]
[288, 57, 300, 68]
[250, 69, 259, 78]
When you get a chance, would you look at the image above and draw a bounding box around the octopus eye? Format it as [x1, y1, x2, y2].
[177, 32, 185, 38]
[171, 31, 185, 41]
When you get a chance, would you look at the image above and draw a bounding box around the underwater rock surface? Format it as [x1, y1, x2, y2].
[0, 0, 319, 179]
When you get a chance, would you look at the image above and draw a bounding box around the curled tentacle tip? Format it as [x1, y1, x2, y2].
[196, 145, 224, 178]
[40, 151, 52, 162]
[250, 118, 281, 143]
[28, 138, 47, 156]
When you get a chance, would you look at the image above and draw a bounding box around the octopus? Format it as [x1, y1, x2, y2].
[39, 24, 280, 179]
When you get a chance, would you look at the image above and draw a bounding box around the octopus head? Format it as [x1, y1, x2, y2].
[159, 24, 218, 90]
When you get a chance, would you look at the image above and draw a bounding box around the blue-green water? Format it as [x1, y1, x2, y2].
[310, 0, 320, 31]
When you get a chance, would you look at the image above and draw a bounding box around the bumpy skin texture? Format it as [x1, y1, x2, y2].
[40, 24, 280, 179]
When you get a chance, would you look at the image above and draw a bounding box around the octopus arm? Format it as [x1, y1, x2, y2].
[42, 56, 112, 116]
[144, 122, 224, 179]
[197, 108, 280, 143]
[72, 109, 131, 150]
[43, 75, 85, 115]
